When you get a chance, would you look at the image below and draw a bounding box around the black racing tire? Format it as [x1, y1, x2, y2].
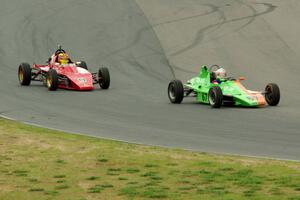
[208, 86, 223, 108]
[265, 83, 280, 106]
[77, 61, 88, 70]
[18, 63, 31, 86]
[46, 69, 59, 91]
[98, 67, 110, 89]
[168, 80, 184, 104]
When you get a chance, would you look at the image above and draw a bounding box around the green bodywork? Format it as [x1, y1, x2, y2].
[184, 66, 265, 107]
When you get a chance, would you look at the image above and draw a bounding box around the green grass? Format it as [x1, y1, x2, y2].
[28, 188, 44, 192]
[0, 118, 300, 200]
[53, 175, 66, 178]
[86, 176, 100, 181]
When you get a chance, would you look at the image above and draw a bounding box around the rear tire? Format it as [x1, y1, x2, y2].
[98, 67, 110, 89]
[208, 86, 223, 108]
[265, 83, 280, 106]
[46, 69, 58, 91]
[77, 61, 88, 70]
[18, 63, 31, 86]
[168, 80, 184, 104]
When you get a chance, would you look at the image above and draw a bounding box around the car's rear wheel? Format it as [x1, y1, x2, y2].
[98, 67, 110, 89]
[168, 80, 184, 104]
[77, 61, 88, 70]
[46, 69, 59, 91]
[208, 86, 223, 108]
[18, 63, 31, 86]
[265, 83, 280, 106]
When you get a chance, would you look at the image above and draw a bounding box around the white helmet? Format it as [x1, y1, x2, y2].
[215, 68, 227, 79]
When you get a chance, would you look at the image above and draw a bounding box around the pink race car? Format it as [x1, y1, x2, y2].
[18, 46, 110, 91]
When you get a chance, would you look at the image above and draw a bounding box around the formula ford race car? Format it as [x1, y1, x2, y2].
[18, 46, 110, 91]
[168, 65, 280, 108]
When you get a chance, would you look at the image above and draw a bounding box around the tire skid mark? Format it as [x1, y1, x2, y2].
[169, 17, 227, 57]
[169, 2, 277, 57]
[233, 2, 276, 32]
[165, 3, 227, 59]
[152, 3, 220, 27]
[240, 7, 297, 73]
[80, 3, 220, 56]
[252, 3, 292, 51]
[13, 0, 100, 59]
[125, 43, 169, 80]
[99, 13, 177, 79]
[233, 0, 257, 32]
[173, 64, 198, 75]
[125, 48, 172, 81]
[126, 58, 167, 81]
[101, 3, 222, 79]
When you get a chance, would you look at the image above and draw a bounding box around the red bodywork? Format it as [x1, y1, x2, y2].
[32, 54, 95, 91]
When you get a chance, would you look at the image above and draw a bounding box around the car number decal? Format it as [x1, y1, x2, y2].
[77, 77, 87, 83]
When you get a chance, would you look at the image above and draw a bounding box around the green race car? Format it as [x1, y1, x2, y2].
[168, 65, 280, 108]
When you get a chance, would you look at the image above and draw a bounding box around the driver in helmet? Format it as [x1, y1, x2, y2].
[57, 52, 70, 65]
[212, 68, 227, 84]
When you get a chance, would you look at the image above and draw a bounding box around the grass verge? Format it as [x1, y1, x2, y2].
[0, 118, 300, 200]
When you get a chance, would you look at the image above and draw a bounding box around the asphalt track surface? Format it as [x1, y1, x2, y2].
[0, 0, 299, 160]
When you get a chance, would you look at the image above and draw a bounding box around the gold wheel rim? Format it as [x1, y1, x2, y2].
[19, 69, 24, 82]
[47, 76, 52, 88]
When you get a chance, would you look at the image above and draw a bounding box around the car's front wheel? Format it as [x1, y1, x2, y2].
[18, 63, 31, 86]
[46, 69, 59, 91]
[208, 86, 223, 108]
[168, 80, 184, 104]
[98, 67, 110, 89]
[265, 83, 280, 106]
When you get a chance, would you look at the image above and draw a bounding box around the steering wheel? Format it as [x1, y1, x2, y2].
[209, 64, 221, 72]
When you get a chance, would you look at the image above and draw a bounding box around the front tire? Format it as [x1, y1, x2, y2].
[265, 83, 280, 106]
[208, 86, 223, 108]
[18, 63, 31, 86]
[46, 69, 58, 91]
[98, 67, 110, 89]
[168, 80, 184, 104]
